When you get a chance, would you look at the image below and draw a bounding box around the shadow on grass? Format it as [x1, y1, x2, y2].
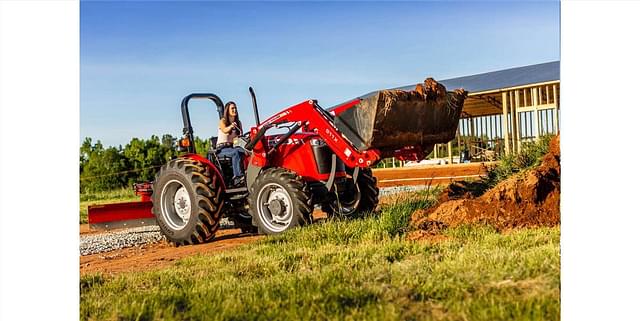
[211, 230, 259, 242]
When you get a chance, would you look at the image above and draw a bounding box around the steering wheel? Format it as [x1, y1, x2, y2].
[236, 131, 252, 153]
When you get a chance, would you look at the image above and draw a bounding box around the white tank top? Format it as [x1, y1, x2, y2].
[217, 122, 239, 144]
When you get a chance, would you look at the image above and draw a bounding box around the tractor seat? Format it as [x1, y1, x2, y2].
[209, 137, 232, 154]
[207, 137, 232, 164]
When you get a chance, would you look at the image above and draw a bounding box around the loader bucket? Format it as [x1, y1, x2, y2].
[334, 78, 467, 157]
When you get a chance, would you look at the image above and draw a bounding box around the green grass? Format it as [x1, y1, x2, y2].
[486, 135, 553, 185]
[80, 190, 559, 321]
[80, 188, 139, 224]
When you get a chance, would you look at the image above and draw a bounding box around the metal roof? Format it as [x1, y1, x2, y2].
[359, 61, 559, 98]
[437, 61, 559, 93]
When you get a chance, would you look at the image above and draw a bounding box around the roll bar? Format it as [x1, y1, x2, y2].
[180, 93, 225, 154]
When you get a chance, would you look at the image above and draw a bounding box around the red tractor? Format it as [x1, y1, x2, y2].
[91, 79, 467, 245]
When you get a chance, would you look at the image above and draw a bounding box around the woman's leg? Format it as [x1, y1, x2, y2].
[218, 147, 243, 177]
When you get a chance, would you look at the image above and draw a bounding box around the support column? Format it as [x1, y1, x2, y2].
[502, 92, 511, 155]
[510, 91, 520, 153]
[448, 141, 453, 164]
[456, 126, 461, 160]
[532, 87, 540, 139]
[553, 84, 559, 134]
[469, 117, 475, 157]
[546, 85, 550, 105]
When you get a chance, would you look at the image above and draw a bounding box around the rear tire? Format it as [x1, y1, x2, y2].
[248, 168, 312, 235]
[322, 167, 379, 217]
[152, 158, 225, 245]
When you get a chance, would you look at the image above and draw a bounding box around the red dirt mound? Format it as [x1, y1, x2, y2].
[409, 135, 560, 240]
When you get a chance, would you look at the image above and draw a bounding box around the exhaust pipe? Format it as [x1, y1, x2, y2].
[249, 87, 261, 125]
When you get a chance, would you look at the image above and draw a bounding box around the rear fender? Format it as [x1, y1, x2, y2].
[180, 154, 227, 191]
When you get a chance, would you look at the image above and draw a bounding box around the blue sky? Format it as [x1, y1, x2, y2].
[81, 1, 559, 147]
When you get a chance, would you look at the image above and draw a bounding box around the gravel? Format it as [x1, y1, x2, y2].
[80, 225, 164, 256]
[80, 218, 236, 256]
[81, 186, 431, 256]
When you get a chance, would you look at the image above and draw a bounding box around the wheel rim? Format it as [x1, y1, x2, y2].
[333, 183, 361, 216]
[256, 183, 293, 233]
[160, 179, 191, 230]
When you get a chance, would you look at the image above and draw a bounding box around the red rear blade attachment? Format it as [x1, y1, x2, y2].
[88, 201, 155, 230]
[87, 182, 156, 231]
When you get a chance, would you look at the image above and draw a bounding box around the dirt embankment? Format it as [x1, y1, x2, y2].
[409, 135, 560, 240]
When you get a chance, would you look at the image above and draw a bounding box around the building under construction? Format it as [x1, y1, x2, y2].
[398, 61, 560, 165]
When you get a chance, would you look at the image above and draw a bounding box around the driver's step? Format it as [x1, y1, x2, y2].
[226, 186, 248, 195]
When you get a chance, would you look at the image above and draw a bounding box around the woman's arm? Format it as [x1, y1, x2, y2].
[219, 119, 234, 134]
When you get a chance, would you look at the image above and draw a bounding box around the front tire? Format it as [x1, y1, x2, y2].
[248, 168, 312, 235]
[152, 158, 225, 245]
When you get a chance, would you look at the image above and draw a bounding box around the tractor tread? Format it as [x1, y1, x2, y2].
[152, 158, 225, 246]
[248, 167, 313, 235]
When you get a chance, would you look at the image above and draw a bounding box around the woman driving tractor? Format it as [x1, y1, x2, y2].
[217, 101, 245, 187]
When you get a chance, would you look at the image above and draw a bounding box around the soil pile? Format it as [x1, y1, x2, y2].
[409, 135, 560, 240]
[334, 78, 467, 157]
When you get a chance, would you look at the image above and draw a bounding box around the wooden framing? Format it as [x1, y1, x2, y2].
[511, 91, 520, 152]
[469, 117, 476, 157]
[502, 92, 511, 155]
[553, 84, 559, 134]
[471, 80, 560, 96]
[532, 87, 540, 139]
[422, 79, 559, 162]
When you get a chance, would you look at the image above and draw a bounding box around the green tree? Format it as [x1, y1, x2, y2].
[80, 140, 128, 193]
[81, 134, 205, 193]
[193, 136, 212, 157]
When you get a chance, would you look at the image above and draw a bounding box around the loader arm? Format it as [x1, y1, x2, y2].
[247, 78, 467, 170]
[248, 99, 382, 169]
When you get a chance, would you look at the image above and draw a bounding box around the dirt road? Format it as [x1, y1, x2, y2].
[81, 229, 260, 275]
[82, 211, 328, 276]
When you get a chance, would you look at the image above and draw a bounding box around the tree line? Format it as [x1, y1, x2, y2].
[80, 135, 211, 193]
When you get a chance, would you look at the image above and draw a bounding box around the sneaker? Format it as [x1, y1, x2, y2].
[231, 176, 246, 187]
